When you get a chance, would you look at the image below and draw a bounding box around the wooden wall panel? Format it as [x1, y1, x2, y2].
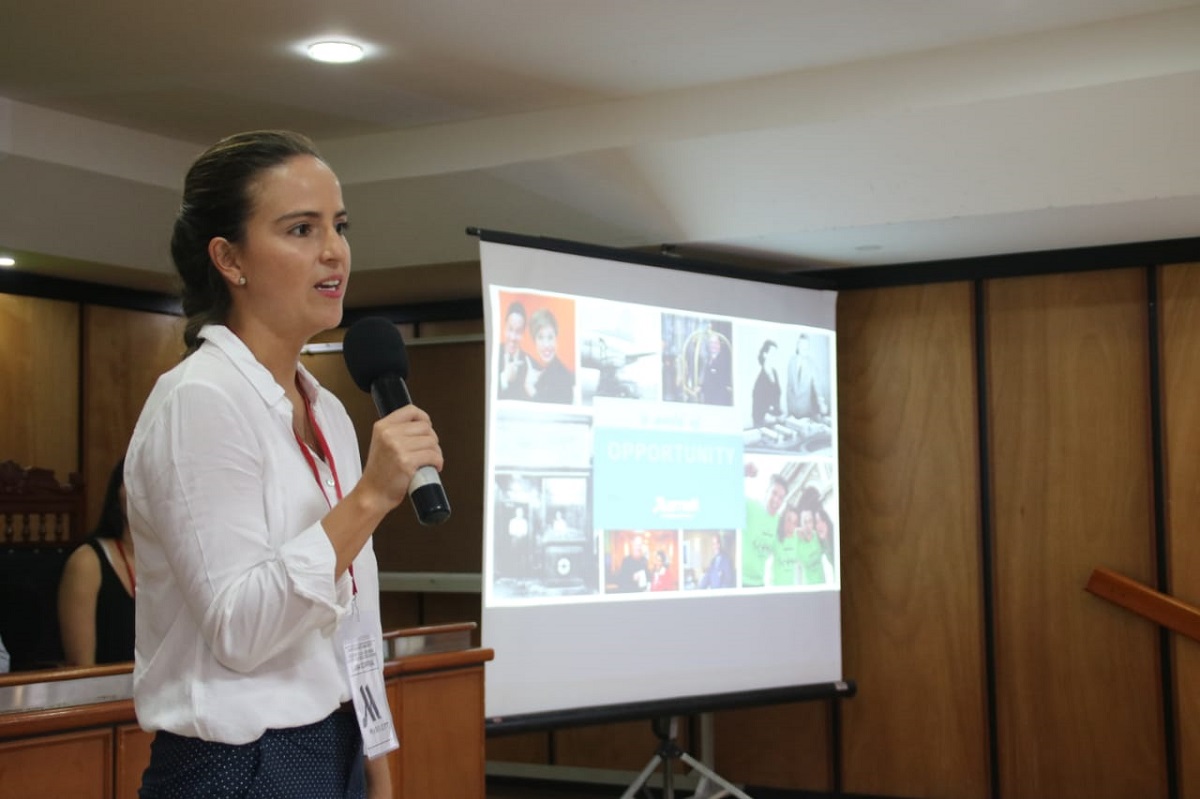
[0, 727, 112, 799]
[837, 282, 989, 799]
[379, 592, 422, 633]
[82, 306, 183, 530]
[554, 719, 680, 773]
[988, 269, 1164, 799]
[423, 593, 482, 637]
[714, 702, 830, 790]
[1159, 262, 1200, 799]
[486, 731, 551, 765]
[115, 724, 153, 799]
[419, 319, 483, 337]
[0, 294, 79, 480]
[300, 328, 378, 485]
[302, 338, 485, 575]
[386, 340, 485, 572]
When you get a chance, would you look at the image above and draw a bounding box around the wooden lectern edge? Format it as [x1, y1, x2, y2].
[0, 698, 134, 740]
[0, 661, 132, 689]
[0, 625, 477, 688]
[1085, 566, 1200, 644]
[1, 645, 495, 741]
[0, 625, 488, 739]
[384, 647, 494, 677]
[382, 621, 477, 640]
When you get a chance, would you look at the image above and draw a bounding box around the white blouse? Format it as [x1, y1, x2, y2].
[125, 324, 381, 745]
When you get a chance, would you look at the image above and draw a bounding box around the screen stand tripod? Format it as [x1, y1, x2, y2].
[619, 716, 753, 799]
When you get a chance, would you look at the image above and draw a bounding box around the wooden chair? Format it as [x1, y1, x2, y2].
[0, 461, 85, 671]
[0, 460, 85, 546]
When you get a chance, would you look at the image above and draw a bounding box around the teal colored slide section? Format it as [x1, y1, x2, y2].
[593, 427, 744, 530]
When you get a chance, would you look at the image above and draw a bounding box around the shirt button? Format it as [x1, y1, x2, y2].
[326, 478, 336, 487]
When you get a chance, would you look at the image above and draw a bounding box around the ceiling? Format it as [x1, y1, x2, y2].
[2, 0, 1199, 307]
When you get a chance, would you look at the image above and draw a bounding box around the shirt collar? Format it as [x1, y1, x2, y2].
[196, 324, 321, 410]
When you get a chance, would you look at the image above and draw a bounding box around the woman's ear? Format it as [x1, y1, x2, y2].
[208, 237, 245, 287]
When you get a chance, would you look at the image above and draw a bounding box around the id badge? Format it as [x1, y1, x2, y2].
[342, 605, 400, 759]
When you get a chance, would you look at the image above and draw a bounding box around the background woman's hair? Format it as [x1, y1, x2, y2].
[170, 130, 321, 353]
[92, 458, 127, 540]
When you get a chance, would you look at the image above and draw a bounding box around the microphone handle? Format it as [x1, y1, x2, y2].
[370, 375, 413, 416]
[369, 375, 452, 526]
[410, 467, 452, 526]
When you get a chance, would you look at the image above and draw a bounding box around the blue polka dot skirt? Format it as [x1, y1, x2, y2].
[138, 710, 366, 798]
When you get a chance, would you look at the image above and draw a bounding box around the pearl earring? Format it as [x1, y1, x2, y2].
[237, 276, 247, 286]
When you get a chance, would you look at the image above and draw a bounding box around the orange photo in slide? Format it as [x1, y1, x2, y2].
[497, 290, 577, 404]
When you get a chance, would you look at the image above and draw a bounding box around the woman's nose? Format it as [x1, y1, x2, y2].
[323, 227, 350, 262]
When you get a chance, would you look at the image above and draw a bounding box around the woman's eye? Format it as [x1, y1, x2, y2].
[336, 221, 350, 235]
[289, 223, 312, 236]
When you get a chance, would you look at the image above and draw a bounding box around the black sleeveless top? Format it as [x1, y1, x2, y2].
[84, 537, 136, 664]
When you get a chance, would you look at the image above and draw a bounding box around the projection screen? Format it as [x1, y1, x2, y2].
[479, 235, 843, 722]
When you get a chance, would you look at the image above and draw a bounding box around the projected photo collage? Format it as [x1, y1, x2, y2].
[487, 288, 838, 604]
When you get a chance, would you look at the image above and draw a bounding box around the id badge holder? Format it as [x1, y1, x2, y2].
[341, 600, 399, 759]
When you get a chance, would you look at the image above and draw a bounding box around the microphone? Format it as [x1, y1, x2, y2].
[342, 316, 451, 526]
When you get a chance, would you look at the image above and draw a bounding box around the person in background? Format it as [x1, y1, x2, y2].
[768, 504, 802, 587]
[126, 130, 443, 799]
[786, 333, 826, 421]
[814, 505, 837, 584]
[58, 458, 135, 666]
[699, 328, 733, 406]
[786, 333, 833, 448]
[698, 532, 735, 589]
[796, 495, 828, 586]
[751, 339, 782, 428]
[650, 549, 677, 591]
[742, 471, 787, 587]
[527, 307, 574, 403]
[552, 509, 569, 532]
[507, 505, 531, 576]
[614, 534, 651, 592]
[497, 300, 533, 400]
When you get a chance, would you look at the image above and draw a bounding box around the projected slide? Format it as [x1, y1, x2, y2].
[487, 293, 837, 603]
[481, 238, 842, 720]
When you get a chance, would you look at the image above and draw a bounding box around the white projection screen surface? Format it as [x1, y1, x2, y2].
[479, 238, 843, 721]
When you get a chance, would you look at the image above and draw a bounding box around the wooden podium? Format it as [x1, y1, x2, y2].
[0, 624, 492, 799]
[381, 624, 493, 798]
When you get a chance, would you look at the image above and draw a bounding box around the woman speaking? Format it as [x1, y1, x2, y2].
[126, 130, 443, 798]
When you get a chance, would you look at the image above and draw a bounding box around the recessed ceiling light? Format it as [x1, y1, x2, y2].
[307, 41, 365, 64]
[0, 256, 15, 267]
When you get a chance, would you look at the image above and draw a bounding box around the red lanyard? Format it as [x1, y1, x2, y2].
[293, 389, 356, 596]
[114, 538, 135, 595]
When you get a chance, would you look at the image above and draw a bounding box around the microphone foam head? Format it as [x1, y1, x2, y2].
[342, 316, 409, 392]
